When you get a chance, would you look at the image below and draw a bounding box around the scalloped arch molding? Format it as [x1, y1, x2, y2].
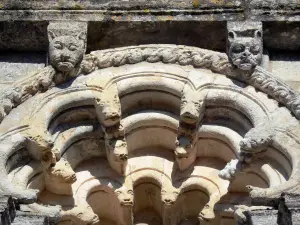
[1, 45, 300, 225]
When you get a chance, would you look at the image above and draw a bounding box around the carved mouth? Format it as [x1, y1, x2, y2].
[238, 63, 253, 70]
[180, 112, 198, 124]
[57, 62, 75, 72]
[66, 174, 77, 183]
[121, 201, 133, 206]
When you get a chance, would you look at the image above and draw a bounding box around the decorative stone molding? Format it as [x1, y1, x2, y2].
[227, 21, 263, 71]
[47, 22, 87, 74]
[2, 44, 300, 127]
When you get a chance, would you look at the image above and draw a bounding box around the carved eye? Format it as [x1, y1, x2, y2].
[161, 190, 166, 194]
[115, 191, 121, 195]
[185, 143, 192, 148]
[53, 42, 63, 49]
[232, 44, 245, 53]
[250, 45, 260, 54]
[69, 44, 77, 51]
[127, 190, 133, 195]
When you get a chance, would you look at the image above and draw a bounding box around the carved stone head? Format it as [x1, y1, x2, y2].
[175, 136, 193, 159]
[161, 188, 179, 207]
[239, 124, 273, 154]
[46, 158, 77, 184]
[59, 205, 100, 225]
[180, 87, 206, 125]
[94, 89, 121, 127]
[115, 187, 134, 206]
[105, 138, 128, 162]
[48, 22, 87, 73]
[227, 22, 263, 71]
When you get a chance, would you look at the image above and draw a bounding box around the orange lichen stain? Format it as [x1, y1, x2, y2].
[192, 0, 200, 8]
[211, 0, 224, 4]
[157, 15, 174, 21]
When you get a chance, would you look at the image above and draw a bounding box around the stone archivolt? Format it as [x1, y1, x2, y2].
[1, 44, 300, 225]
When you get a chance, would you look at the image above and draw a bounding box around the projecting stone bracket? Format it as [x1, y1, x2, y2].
[219, 121, 274, 181]
[227, 21, 263, 71]
[175, 85, 207, 171]
[47, 21, 88, 81]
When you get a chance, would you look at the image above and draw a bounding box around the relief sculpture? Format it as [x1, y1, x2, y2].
[176, 86, 207, 171]
[42, 157, 77, 196]
[227, 21, 263, 71]
[47, 22, 87, 74]
[58, 205, 100, 225]
[94, 85, 128, 176]
[219, 121, 274, 181]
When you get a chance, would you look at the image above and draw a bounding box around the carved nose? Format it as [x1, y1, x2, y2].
[119, 154, 128, 160]
[242, 50, 250, 57]
[165, 198, 171, 202]
[123, 197, 131, 202]
[61, 53, 70, 61]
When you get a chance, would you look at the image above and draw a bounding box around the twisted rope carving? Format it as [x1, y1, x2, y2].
[1, 45, 300, 124]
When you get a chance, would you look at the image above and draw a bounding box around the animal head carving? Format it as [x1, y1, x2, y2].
[180, 89, 206, 125]
[94, 90, 121, 127]
[48, 31, 86, 73]
[45, 159, 77, 183]
[161, 188, 179, 207]
[115, 187, 134, 206]
[106, 138, 128, 162]
[59, 205, 99, 225]
[227, 30, 262, 71]
[240, 125, 273, 154]
[175, 136, 194, 159]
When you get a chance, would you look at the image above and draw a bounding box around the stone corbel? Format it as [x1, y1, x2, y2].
[227, 21, 263, 71]
[21, 128, 60, 166]
[115, 180, 134, 225]
[105, 138, 128, 176]
[175, 86, 207, 171]
[58, 205, 100, 225]
[93, 85, 128, 175]
[42, 157, 77, 196]
[47, 21, 87, 82]
[219, 121, 274, 181]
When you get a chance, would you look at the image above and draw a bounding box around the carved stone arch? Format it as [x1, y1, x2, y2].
[2, 44, 300, 224]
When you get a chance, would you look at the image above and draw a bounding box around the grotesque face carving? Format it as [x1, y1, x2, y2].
[175, 136, 193, 159]
[240, 125, 273, 154]
[115, 187, 134, 206]
[228, 30, 262, 71]
[180, 89, 206, 125]
[106, 138, 128, 162]
[161, 189, 179, 207]
[95, 91, 121, 127]
[48, 31, 86, 72]
[46, 159, 77, 184]
[60, 205, 100, 225]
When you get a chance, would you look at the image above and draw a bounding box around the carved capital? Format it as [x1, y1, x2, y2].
[227, 21, 263, 71]
[47, 22, 87, 73]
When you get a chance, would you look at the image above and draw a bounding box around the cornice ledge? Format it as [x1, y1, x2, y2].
[1, 44, 300, 124]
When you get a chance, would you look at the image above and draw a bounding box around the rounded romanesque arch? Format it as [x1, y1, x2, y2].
[1, 44, 300, 225]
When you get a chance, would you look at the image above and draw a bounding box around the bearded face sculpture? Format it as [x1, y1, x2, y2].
[48, 30, 86, 73]
[227, 30, 262, 71]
